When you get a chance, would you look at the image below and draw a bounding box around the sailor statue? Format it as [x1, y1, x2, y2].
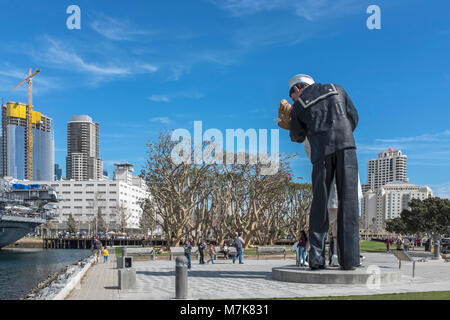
[277, 74, 361, 270]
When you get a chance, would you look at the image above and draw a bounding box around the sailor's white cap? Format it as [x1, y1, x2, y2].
[289, 74, 315, 89]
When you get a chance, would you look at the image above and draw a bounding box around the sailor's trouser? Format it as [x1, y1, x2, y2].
[309, 148, 360, 269]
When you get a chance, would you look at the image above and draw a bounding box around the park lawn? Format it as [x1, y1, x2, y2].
[275, 291, 450, 300]
[360, 240, 387, 253]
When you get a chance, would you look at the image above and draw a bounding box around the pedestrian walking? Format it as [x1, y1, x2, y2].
[102, 247, 109, 263]
[198, 239, 206, 265]
[183, 240, 192, 269]
[91, 237, 100, 264]
[207, 244, 216, 264]
[232, 233, 245, 264]
[386, 237, 391, 253]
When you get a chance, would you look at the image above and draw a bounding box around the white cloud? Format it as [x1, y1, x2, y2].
[149, 95, 170, 103]
[376, 130, 450, 143]
[210, 0, 361, 20]
[148, 91, 204, 103]
[150, 117, 170, 124]
[91, 15, 156, 41]
[37, 37, 131, 76]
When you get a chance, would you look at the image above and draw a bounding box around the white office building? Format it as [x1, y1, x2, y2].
[20, 163, 149, 235]
[362, 181, 433, 230]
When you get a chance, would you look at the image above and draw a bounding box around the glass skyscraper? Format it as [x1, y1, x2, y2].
[1, 102, 54, 181]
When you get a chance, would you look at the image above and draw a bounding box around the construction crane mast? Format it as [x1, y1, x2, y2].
[12, 68, 40, 181]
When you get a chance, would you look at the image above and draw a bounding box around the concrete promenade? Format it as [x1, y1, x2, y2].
[66, 252, 450, 300]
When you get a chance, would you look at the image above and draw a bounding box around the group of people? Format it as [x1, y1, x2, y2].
[291, 230, 340, 268]
[182, 233, 245, 269]
[386, 234, 432, 252]
[91, 236, 109, 264]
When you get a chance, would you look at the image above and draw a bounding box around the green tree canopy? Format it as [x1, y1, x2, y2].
[386, 197, 450, 237]
[67, 213, 77, 234]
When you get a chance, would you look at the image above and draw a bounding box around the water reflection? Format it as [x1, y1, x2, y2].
[0, 248, 91, 300]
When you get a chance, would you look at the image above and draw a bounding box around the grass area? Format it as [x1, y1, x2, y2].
[274, 291, 450, 300]
[360, 240, 387, 253]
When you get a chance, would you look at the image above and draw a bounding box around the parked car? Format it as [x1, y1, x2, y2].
[440, 238, 450, 254]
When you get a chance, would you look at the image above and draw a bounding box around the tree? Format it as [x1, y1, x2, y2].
[140, 132, 213, 247]
[283, 183, 312, 240]
[386, 197, 450, 239]
[115, 204, 131, 234]
[97, 207, 107, 233]
[67, 213, 77, 234]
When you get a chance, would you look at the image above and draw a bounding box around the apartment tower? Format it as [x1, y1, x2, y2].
[365, 148, 408, 191]
[66, 115, 103, 181]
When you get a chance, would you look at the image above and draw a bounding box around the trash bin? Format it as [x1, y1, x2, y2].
[125, 256, 133, 268]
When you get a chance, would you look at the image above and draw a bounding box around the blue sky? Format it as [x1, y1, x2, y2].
[1, 0, 450, 198]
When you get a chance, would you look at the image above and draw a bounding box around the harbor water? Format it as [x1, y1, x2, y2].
[0, 248, 91, 300]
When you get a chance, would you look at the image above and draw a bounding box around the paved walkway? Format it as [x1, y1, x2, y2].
[66, 253, 119, 300]
[66, 252, 450, 300]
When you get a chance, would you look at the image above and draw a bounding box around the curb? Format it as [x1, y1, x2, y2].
[52, 258, 94, 300]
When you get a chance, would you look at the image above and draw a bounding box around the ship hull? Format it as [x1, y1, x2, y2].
[0, 216, 45, 249]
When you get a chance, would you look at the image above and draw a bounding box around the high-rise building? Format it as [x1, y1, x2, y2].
[364, 148, 408, 192]
[362, 181, 433, 230]
[1, 102, 54, 181]
[54, 163, 62, 180]
[66, 115, 103, 181]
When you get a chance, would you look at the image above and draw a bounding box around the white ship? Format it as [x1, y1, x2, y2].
[0, 179, 58, 249]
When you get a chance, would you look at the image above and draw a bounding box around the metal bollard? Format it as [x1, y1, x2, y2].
[433, 240, 441, 259]
[175, 256, 188, 299]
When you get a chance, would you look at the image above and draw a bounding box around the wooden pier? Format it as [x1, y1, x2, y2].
[42, 238, 167, 249]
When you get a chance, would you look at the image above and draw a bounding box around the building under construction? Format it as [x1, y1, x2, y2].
[1, 101, 54, 181]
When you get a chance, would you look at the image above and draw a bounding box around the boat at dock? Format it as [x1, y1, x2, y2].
[0, 179, 58, 249]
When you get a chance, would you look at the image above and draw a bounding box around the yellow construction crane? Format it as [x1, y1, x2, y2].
[12, 68, 40, 181]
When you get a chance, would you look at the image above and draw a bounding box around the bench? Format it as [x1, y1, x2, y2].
[126, 247, 156, 260]
[169, 247, 198, 261]
[257, 246, 286, 260]
[391, 249, 417, 278]
[214, 246, 237, 259]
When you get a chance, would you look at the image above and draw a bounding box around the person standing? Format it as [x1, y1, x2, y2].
[297, 230, 308, 267]
[396, 234, 404, 250]
[102, 247, 109, 263]
[288, 74, 360, 270]
[198, 239, 206, 265]
[233, 233, 245, 264]
[207, 244, 216, 264]
[183, 240, 192, 269]
[386, 237, 391, 253]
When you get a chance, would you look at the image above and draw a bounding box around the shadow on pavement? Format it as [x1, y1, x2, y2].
[136, 270, 272, 280]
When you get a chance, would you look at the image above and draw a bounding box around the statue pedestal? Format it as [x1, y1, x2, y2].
[272, 265, 401, 285]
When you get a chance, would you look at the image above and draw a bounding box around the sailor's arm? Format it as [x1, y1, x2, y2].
[289, 109, 306, 143]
